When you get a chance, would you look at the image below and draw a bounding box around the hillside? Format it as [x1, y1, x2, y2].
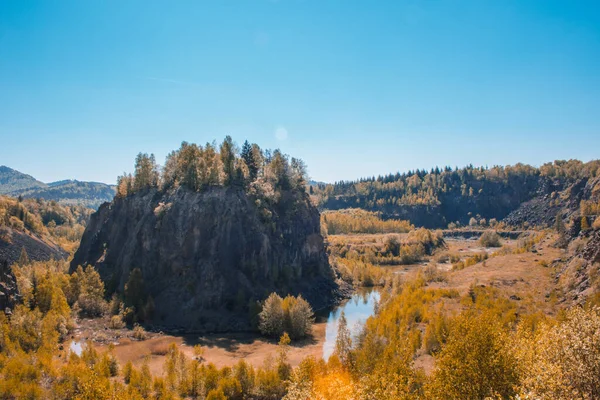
[0, 195, 92, 265]
[0, 165, 46, 194]
[0, 166, 116, 208]
[0, 195, 93, 311]
[317, 159, 600, 229]
[71, 138, 342, 332]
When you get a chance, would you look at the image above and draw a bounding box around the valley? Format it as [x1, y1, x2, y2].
[64, 227, 566, 380]
[0, 146, 598, 399]
[2, 2, 600, 398]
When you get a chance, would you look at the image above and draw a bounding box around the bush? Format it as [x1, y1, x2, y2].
[150, 341, 170, 356]
[453, 252, 488, 271]
[258, 293, 315, 340]
[479, 230, 502, 247]
[132, 324, 147, 340]
[568, 237, 587, 255]
[109, 315, 125, 329]
[423, 263, 448, 283]
[517, 307, 600, 399]
[287, 296, 314, 339]
[434, 252, 460, 264]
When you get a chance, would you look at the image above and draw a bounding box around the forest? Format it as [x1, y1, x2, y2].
[315, 159, 600, 227]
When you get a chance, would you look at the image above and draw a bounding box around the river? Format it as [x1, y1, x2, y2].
[322, 288, 380, 360]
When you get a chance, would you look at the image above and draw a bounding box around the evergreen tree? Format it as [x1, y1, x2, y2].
[178, 142, 202, 191]
[240, 140, 262, 182]
[134, 153, 159, 191]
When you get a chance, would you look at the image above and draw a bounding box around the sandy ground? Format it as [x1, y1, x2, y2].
[435, 235, 564, 311]
[76, 318, 328, 377]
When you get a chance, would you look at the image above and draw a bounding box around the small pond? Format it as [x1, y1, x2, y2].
[322, 288, 380, 360]
[70, 340, 83, 356]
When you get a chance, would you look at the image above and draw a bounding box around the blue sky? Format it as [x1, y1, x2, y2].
[1, 0, 599, 184]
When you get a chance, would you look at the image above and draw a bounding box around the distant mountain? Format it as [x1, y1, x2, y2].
[0, 166, 115, 208]
[0, 165, 46, 194]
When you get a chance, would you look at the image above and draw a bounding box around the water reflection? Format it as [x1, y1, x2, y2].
[70, 341, 83, 356]
[323, 288, 380, 360]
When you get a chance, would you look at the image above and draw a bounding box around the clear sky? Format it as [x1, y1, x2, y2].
[1, 0, 599, 184]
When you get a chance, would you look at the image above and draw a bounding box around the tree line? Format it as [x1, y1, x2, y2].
[116, 137, 308, 198]
[315, 159, 600, 225]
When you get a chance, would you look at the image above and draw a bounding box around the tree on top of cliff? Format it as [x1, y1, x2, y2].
[116, 137, 308, 199]
[133, 153, 159, 191]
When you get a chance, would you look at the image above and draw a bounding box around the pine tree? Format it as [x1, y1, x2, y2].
[240, 140, 256, 181]
[133, 153, 159, 191]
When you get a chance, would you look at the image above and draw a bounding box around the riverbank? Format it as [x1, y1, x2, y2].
[73, 288, 380, 375]
[73, 317, 328, 376]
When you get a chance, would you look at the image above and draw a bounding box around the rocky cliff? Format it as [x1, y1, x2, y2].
[72, 186, 340, 332]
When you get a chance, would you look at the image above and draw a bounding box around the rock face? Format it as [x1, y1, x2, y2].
[555, 229, 600, 303]
[72, 186, 339, 331]
[503, 177, 590, 228]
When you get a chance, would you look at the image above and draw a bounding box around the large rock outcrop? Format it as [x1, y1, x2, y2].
[72, 186, 340, 332]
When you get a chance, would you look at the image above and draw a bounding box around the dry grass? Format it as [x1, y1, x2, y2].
[435, 235, 563, 315]
[150, 341, 170, 356]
